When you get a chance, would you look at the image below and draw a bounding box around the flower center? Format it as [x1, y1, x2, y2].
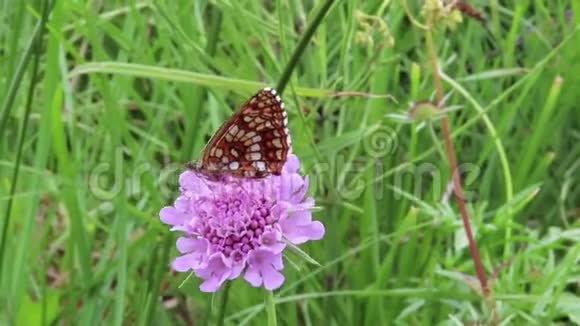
[197, 190, 277, 259]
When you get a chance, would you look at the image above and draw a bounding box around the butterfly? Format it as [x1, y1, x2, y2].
[188, 88, 291, 180]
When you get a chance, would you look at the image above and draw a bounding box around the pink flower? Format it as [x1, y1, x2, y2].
[160, 155, 324, 292]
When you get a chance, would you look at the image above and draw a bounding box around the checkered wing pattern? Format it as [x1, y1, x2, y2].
[191, 88, 291, 179]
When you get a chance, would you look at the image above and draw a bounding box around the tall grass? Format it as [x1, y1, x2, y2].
[0, 1, 578, 325]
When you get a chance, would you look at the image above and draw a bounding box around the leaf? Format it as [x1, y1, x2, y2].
[283, 239, 321, 266]
[17, 291, 59, 326]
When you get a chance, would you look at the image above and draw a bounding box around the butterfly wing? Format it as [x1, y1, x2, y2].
[198, 88, 291, 178]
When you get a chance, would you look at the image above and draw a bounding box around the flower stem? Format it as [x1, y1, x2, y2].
[216, 282, 231, 326]
[424, 28, 490, 296]
[275, 0, 336, 95]
[265, 291, 278, 326]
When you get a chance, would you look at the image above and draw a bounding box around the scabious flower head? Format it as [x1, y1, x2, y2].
[160, 154, 324, 292]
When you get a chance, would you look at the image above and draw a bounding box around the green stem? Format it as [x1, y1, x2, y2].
[265, 291, 277, 326]
[275, 0, 336, 95]
[216, 282, 232, 326]
[0, 21, 43, 137]
[0, 0, 51, 274]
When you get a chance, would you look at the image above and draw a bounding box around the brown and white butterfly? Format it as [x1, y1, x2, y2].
[188, 88, 291, 179]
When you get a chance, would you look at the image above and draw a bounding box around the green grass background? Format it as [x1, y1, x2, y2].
[1, 0, 579, 325]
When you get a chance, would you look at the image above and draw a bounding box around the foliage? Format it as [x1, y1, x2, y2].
[0, 1, 578, 325]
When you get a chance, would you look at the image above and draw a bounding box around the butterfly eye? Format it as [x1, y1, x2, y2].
[192, 88, 291, 179]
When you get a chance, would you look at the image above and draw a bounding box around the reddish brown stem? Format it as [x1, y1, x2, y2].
[441, 118, 489, 296]
[425, 29, 490, 296]
[453, 0, 486, 23]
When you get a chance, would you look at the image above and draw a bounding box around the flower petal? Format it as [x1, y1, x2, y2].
[200, 277, 223, 292]
[260, 230, 285, 254]
[290, 197, 315, 212]
[228, 261, 245, 280]
[244, 249, 285, 290]
[172, 253, 198, 272]
[179, 170, 210, 196]
[283, 154, 300, 174]
[270, 251, 284, 270]
[174, 196, 191, 211]
[262, 265, 284, 291]
[290, 176, 309, 203]
[160, 207, 186, 226]
[280, 210, 325, 244]
[195, 254, 231, 292]
[244, 266, 262, 287]
[277, 173, 302, 200]
[176, 237, 207, 254]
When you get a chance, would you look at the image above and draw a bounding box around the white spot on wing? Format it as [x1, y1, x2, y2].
[229, 161, 240, 170]
[253, 161, 266, 171]
[207, 163, 219, 170]
[229, 125, 239, 135]
[250, 144, 261, 151]
[272, 138, 282, 148]
[247, 152, 261, 160]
